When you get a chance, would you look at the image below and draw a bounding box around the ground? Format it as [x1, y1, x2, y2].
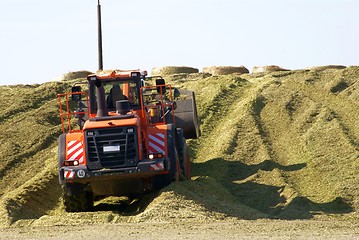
[1, 219, 359, 240]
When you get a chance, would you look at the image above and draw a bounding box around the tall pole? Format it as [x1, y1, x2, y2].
[97, 0, 103, 71]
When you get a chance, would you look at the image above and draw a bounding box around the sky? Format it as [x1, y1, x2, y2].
[0, 0, 358, 85]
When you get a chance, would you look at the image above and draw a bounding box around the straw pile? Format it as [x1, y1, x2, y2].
[203, 66, 249, 75]
[151, 66, 199, 76]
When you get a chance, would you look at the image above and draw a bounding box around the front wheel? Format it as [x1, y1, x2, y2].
[152, 124, 179, 190]
[62, 184, 93, 212]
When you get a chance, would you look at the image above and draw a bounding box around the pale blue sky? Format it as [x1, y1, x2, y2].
[0, 0, 357, 85]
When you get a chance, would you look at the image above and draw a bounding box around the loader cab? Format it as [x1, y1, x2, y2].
[87, 71, 143, 116]
[68, 71, 178, 127]
[104, 81, 140, 110]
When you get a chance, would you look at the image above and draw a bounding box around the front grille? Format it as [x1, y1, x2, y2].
[85, 127, 138, 169]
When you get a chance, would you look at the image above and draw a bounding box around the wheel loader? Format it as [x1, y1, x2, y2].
[57, 70, 200, 211]
[56, 1, 200, 212]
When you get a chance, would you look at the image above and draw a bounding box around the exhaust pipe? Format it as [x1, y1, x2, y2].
[97, 0, 103, 71]
[86, 2, 107, 117]
[93, 79, 108, 117]
[94, 1, 107, 117]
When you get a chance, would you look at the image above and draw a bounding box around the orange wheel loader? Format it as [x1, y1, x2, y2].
[56, 1, 200, 212]
[57, 71, 200, 211]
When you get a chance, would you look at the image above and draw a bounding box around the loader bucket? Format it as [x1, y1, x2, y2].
[174, 89, 201, 139]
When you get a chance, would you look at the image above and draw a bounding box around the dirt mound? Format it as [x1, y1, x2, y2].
[202, 66, 249, 75]
[1, 67, 359, 227]
[151, 66, 199, 76]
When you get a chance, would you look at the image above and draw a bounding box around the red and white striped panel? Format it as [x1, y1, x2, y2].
[64, 170, 75, 179]
[150, 162, 164, 171]
[148, 133, 165, 154]
[67, 140, 84, 163]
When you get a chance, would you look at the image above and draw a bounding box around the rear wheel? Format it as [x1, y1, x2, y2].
[176, 128, 191, 180]
[180, 144, 191, 180]
[62, 184, 93, 212]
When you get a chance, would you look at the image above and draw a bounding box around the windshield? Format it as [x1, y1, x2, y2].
[104, 81, 139, 110]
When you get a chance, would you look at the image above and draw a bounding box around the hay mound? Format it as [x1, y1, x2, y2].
[202, 66, 249, 75]
[63, 71, 93, 81]
[252, 65, 289, 74]
[151, 66, 199, 76]
[308, 65, 347, 71]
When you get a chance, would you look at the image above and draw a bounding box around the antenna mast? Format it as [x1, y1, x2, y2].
[97, 0, 103, 71]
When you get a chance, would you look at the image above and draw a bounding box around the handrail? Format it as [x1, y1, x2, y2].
[57, 92, 89, 133]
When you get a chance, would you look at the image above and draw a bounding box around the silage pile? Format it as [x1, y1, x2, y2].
[202, 66, 249, 75]
[1, 66, 359, 227]
[0, 78, 77, 226]
[151, 66, 199, 76]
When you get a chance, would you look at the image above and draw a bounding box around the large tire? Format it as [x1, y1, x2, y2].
[176, 128, 191, 180]
[152, 124, 179, 190]
[58, 133, 67, 185]
[152, 172, 173, 190]
[62, 185, 93, 212]
[58, 133, 66, 169]
[180, 144, 191, 180]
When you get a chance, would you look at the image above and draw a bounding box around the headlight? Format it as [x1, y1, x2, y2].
[148, 153, 164, 159]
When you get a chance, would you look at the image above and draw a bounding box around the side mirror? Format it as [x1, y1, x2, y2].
[173, 88, 180, 98]
[71, 86, 82, 102]
[156, 78, 166, 94]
